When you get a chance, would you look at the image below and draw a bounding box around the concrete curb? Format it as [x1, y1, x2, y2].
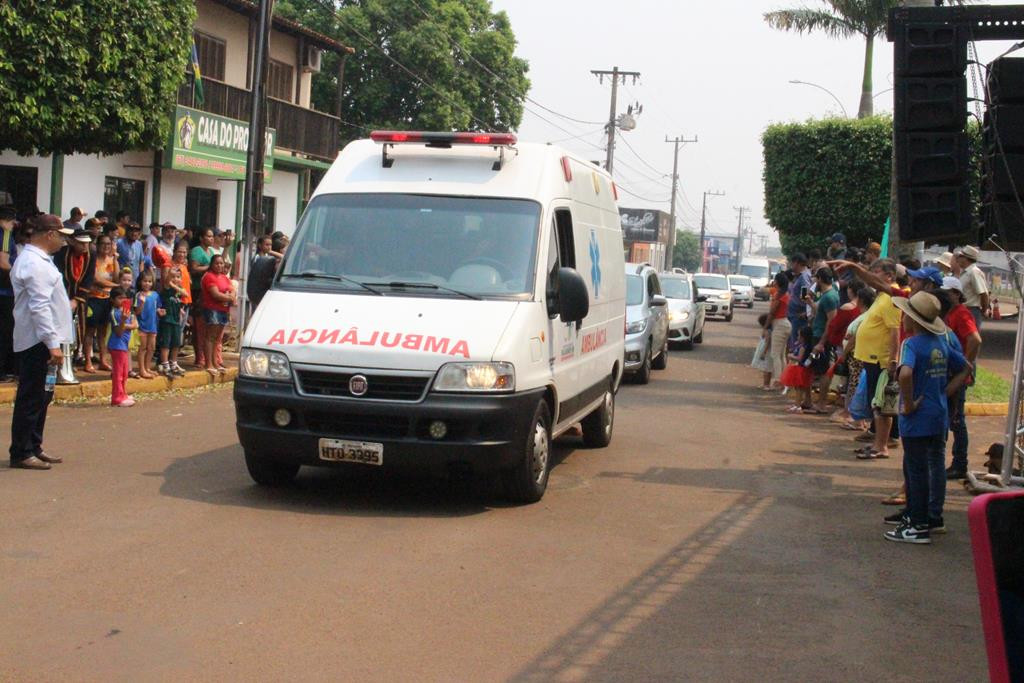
[0, 368, 237, 404]
[965, 402, 1009, 417]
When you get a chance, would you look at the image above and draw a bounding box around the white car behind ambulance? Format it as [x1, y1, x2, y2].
[234, 131, 626, 502]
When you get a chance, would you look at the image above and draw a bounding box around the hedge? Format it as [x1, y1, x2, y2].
[763, 116, 893, 256]
[763, 116, 984, 256]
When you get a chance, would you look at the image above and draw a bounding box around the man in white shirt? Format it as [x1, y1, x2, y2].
[956, 245, 990, 327]
[9, 214, 74, 470]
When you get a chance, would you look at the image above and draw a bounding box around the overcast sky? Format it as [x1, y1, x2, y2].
[490, 0, 1020, 246]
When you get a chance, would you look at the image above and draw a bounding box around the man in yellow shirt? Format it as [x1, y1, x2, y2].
[853, 259, 902, 459]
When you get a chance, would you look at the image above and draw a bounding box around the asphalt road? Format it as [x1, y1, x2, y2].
[0, 305, 1004, 681]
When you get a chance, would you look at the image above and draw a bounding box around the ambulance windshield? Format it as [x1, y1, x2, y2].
[281, 193, 541, 299]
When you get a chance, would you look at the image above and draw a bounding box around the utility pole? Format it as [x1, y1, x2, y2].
[664, 134, 698, 270]
[591, 66, 641, 174]
[734, 206, 749, 273]
[699, 190, 725, 272]
[238, 0, 274, 335]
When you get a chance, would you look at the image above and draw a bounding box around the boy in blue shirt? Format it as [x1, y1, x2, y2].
[885, 292, 971, 544]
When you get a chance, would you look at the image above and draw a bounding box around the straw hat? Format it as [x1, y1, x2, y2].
[935, 251, 954, 271]
[959, 245, 980, 261]
[893, 291, 947, 335]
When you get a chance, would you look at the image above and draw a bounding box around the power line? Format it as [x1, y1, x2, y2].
[405, 0, 606, 126]
[544, 127, 606, 144]
[311, 0, 494, 131]
[616, 183, 671, 204]
[618, 133, 668, 178]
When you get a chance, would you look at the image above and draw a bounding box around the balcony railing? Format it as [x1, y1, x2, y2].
[177, 76, 339, 162]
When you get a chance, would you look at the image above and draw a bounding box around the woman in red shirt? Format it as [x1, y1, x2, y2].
[763, 272, 792, 390]
[201, 254, 235, 376]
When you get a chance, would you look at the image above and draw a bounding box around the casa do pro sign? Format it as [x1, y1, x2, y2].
[168, 105, 275, 181]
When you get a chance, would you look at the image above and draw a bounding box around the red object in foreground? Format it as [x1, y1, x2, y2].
[968, 490, 1024, 683]
[370, 131, 517, 146]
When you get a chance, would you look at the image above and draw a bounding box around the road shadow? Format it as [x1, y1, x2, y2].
[511, 463, 981, 682]
[154, 439, 579, 518]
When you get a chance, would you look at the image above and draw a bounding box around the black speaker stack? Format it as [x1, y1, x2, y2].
[889, 4, 1024, 247]
[893, 22, 971, 242]
[982, 57, 1024, 250]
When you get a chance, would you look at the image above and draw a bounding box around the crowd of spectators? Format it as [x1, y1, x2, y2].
[755, 232, 991, 545]
[0, 206, 289, 404]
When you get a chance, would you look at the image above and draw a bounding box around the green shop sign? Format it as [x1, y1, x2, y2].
[167, 105, 275, 181]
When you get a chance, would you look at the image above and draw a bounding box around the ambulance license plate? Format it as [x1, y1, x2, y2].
[318, 438, 383, 466]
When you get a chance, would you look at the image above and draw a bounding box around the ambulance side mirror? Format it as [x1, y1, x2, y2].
[557, 267, 590, 324]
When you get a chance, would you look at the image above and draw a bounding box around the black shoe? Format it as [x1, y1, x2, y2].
[945, 466, 967, 480]
[885, 523, 931, 544]
[884, 510, 908, 526]
[928, 517, 946, 534]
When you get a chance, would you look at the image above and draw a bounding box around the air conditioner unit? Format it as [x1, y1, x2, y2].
[302, 46, 322, 73]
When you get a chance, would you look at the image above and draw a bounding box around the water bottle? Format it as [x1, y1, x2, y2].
[45, 365, 57, 393]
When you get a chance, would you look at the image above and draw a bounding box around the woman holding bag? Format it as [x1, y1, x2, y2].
[763, 272, 791, 391]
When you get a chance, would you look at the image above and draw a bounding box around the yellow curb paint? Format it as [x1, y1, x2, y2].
[0, 368, 238, 404]
[964, 402, 1009, 417]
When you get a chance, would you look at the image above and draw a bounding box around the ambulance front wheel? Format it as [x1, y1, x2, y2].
[502, 401, 552, 504]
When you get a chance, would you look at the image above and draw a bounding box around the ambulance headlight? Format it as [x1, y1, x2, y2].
[433, 362, 515, 393]
[240, 348, 292, 381]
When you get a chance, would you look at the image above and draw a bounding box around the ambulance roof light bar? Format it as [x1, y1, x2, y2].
[370, 131, 518, 170]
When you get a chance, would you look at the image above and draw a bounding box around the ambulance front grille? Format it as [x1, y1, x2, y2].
[296, 370, 430, 401]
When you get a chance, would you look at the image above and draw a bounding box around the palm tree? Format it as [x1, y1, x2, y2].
[764, 0, 900, 118]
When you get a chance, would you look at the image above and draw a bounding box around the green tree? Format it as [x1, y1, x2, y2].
[764, 0, 898, 119]
[277, 0, 530, 138]
[673, 230, 701, 272]
[0, 0, 195, 155]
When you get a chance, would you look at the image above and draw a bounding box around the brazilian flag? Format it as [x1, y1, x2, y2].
[191, 43, 204, 106]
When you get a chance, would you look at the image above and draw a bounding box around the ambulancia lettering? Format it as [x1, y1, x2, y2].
[581, 328, 608, 354]
[266, 328, 471, 358]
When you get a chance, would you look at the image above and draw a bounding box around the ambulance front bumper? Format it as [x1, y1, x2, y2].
[234, 377, 544, 472]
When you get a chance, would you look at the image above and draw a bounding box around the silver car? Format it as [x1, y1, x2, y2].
[624, 263, 669, 384]
[660, 272, 706, 350]
[693, 272, 734, 322]
[728, 274, 755, 309]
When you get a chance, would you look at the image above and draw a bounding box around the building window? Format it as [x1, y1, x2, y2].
[267, 59, 294, 102]
[185, 187, 219, 232]
[0, 165, 39, 217]
[103, 177, 145, 225]
[261, 196, 277, 233]
[194, 31, 226, 82]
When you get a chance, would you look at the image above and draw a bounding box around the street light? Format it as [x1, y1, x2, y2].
[788, 79, 849, 118]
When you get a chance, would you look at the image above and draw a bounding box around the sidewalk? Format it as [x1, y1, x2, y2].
[0, 352, 238, 404]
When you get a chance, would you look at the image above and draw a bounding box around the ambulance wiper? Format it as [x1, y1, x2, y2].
[281, 271, 382, 295]
[378, 281, 483, 301]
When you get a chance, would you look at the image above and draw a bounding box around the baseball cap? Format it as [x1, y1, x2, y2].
[72, 228, 92, 243]
[829, 232, 845, 244]
[942, 276, 964, 293]
[907, 266, 943, 288]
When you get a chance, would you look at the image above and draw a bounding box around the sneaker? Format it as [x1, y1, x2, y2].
[945, 467, 967, 480]
[884, 523, 931, 544]
[884, 511, 909, 526]
[171, 363, 187, 377]
[158, 362, 171, 376]
[113, 398, 136, 408]
[928, 517, 946, 534]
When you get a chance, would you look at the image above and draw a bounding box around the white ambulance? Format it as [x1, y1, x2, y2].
[234, 131, 626, 502]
